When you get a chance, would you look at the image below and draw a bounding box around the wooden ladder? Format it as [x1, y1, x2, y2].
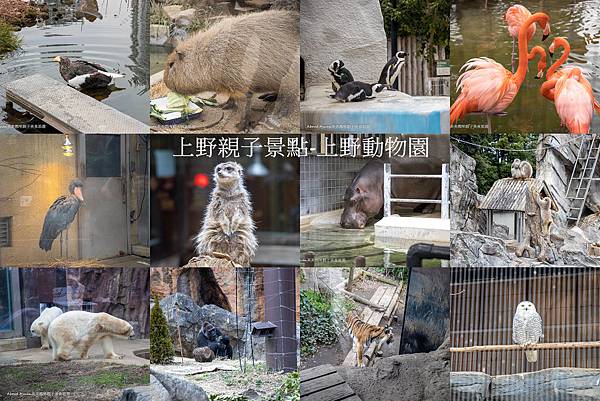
[566, 134, 600, 225]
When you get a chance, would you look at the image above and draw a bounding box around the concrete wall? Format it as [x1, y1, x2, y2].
[0, 134, 79, 265]
[301, 0, 387, 86]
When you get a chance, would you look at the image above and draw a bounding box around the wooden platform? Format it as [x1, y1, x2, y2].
[343, 276, 402, 367]
[300, 364, 362, 401]
[5, 74, 149, 134]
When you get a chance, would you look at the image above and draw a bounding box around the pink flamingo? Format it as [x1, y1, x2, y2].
[450, 12, 551, 127]
[505, 5, 536, 72]
[539, 37, 600, 134]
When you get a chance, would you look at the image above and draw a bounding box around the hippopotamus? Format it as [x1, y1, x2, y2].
[340, 137, 448, 229]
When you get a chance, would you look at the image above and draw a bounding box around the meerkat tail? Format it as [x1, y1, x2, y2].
[525, 350, 538, 363]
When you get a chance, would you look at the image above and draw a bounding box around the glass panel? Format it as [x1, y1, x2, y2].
[0, 269, 13, 332]
[85, 135, 121, 177]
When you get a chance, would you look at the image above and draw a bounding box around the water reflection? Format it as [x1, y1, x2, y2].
[451, 0, 600, 133]
[0, 0, 149, 132]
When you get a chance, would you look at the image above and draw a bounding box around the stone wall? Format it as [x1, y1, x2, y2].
[301, 0, 387, 87]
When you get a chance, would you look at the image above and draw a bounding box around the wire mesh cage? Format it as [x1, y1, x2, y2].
[451, 267, 600, 376]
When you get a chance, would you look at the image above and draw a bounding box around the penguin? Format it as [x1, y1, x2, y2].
[333, 82, 386, 102]
[328, 60, 354, 93]
[378, 51, 407, 88]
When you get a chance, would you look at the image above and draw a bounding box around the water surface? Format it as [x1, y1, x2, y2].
[0, 0, 149, 132]
[451, 0, 600, 133]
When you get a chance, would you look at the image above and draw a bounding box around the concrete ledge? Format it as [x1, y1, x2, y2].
[0, 337, 27, 352]
[374, 216, 450, 250]
[301, 84, 450, 134]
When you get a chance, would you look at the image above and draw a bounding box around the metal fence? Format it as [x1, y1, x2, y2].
[300, 134, 385, 216]
[383, 163, 449, 219]
[450, 267, 600, 376]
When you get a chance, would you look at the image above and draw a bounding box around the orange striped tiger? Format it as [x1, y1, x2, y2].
[347, 313, 394, 367]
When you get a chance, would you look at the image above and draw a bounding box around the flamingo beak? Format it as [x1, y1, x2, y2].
[535, 71, 542, 79]
[542, 33, 549, 41]
[542, 23, 551, 41]
[548, 51, 554, 59]
[74, 187, 84, 202]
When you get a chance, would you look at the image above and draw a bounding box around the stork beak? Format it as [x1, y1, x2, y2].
[52, 56, 61, 62]
[74, 187, 84, 202]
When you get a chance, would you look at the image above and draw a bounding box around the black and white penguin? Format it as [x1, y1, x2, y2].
[328, 59, 354, 93]
[334, 82, 386, 102]
[52, 56, 124, 90]
[378, 51, 407, 88]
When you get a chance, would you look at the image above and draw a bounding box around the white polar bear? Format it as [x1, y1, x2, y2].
[47, 311, 134, 361]
[30, 306, 63, 350]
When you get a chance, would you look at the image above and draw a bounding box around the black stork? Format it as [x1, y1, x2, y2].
[39, 179, 84, 257]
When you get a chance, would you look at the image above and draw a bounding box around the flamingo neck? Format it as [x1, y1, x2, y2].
[514, 13, 548, 86]
[547, 39, 570, 79]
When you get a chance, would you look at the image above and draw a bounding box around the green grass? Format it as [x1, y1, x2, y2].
[29, 381, 68, 392]
[0, 21, 21, 56]
[78, 367, 149, 388]
[3, 367, 27, 381]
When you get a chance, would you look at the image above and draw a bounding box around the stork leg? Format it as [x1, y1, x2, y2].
[59, 232, 63, 259]
[65, 227, 69, 261]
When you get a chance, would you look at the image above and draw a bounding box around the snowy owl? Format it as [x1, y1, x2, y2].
[512, 300, 543, 363]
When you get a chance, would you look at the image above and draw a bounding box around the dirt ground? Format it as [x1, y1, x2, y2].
[0, 361, 149, 401]
[0, 0, 47, 27]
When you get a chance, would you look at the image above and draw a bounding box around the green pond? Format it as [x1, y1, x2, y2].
[451, 0, 600, 133]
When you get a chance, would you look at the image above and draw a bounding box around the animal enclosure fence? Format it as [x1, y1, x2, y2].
[383, 163, 449, 219]
[450, 267, 600, 376]
[389, 37, 449, 96]
[299, 134, 385, 216]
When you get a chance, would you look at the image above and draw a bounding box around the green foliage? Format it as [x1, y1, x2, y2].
[150, 295, 175, 365]
[380, 0, 449, 58]
[0, 21, 21, 56]
[452, 134, 539, 194]
[78, 368, 149, 387]
[273, 371, 300, 401]
[300, 289, 338, 356]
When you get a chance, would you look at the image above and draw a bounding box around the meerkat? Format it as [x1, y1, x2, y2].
[511, 159, 533, 179]
[194, 162, 257, 266]
[537, 196, 554, 235]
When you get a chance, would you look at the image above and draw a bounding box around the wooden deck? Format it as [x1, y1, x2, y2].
[300, 364, 362, 401]
[5, 74, 149, 134]
[343, 275, 403, 367]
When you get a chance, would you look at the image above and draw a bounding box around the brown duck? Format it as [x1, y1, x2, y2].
[53, 56, 124, 90]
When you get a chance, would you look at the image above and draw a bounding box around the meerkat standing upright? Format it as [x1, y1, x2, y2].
[195, 162, 257, 266]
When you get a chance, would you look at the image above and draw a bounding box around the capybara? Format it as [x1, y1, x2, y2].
[163, 10, 299, 130]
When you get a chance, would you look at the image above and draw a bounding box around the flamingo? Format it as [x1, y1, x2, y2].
[527, 46, 547, 80]
[505, 5, 536, 73]
[538, 37, 600, 134]
[450, 12, 551, 127]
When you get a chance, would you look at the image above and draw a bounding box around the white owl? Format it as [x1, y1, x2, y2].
[512, 300, 543, 363]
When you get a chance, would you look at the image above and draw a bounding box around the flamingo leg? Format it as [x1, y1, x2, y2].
[486, 114, 493, 134]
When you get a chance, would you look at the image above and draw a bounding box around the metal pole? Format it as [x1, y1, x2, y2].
[384, 163, 391, 217]
[441, 163, 449, 220]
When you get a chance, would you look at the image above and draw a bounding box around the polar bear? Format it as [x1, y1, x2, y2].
[47, 311, 134, 361]
[30, 306, 63, 350]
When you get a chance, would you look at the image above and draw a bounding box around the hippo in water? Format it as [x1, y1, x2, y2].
[340, 137, 448, 229]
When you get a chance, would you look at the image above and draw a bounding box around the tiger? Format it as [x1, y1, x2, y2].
[347, 313, 394, 367]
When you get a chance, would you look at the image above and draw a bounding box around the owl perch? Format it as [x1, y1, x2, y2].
[450, 341, 600, 352]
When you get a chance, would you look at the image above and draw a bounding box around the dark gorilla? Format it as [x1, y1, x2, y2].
[197, 322, 233, 359]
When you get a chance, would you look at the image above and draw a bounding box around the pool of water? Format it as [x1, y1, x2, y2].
[150, 46, 170, 76]
[0, 0, 149, 132]
[301, 223, 442, 268]
[451, 0, 600, 133]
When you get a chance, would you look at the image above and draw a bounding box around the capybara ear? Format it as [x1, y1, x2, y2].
[176, 50, 185, 61]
